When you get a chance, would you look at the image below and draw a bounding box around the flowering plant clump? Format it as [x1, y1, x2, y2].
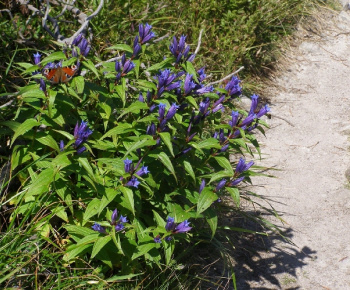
[5, 24, 271, 280]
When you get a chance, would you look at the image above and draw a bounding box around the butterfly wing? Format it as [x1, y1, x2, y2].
[43, 68, 61, 84]
[61, 65, 78, 83]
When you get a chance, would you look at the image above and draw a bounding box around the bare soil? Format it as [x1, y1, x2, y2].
[234, 2, 350, 289]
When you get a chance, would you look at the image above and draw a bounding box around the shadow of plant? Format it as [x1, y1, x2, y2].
[189, 210, 317, 289]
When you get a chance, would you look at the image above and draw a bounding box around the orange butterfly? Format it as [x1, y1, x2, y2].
[43, 64, 78, 84]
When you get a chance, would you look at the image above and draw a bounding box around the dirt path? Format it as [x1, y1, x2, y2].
[235, 3, 350, 289]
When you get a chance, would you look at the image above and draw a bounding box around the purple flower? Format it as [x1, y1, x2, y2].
[184, 74, 196, 95]
[135, 166, 150, 177]
[139, 23, 156, 44]
[76, 146, 87, 154]
[165, 236, 173, 241]
[220, 144, 229, 152]
[199, 98, 211, 115]
[165, 217, 176, 231]
[33, 52, 41, 65]
[124, 158, 133, 173]
[174, 220, 192, 233]
[225, 76, 242, 97]
[59, 140, 65, 152]
[126, 176, 140, 188]
[132, 36, 142, 58]
[73, 121, 93, 152]
[91, 223, 106, 234]
[122, 59, 135, 74]
[158, 103, 166, 120]
[154, 236, 162, 243]
[155, 69, 181, 97]
[165, 103, 180, 120]
[229, 176, 245, 186]
[72, 34, 91, 57]
[249, 94, 259, 115]
[235, 158, 254, 174]
[240, 114, 256, 127]
[139, 92, 144, 102]
[199, 179, 206, 194]
[195, 85, 214, 95]
[111, 209, 118, 225]
[197, 67, 207, 82]
[39, 78, 46, 92]
[256, 104, 271, 118]
[115, 223, 125, 231]
[215, 178, 227, 191]
[169, 35, 194, 64]
[115, 54, 135, 81]
[182, 147, 192, 155]
[229, 111, 239, 128]
[146, 123, 156, 136]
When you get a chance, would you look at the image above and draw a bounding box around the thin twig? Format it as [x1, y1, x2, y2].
[270, 113, 295, 127]
[0, 9, 17, 30]
[207, 66, 245, 86]
[0, 100, 14, 109]
[194, 29, 204, 55]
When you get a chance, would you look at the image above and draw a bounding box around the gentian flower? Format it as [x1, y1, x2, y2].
[228, 176, 245, 186]
[199, 98, 211, 115]
[124, 158, 133, 173]
[165, 217, 176, 231]
[73, 121, 93, 153]
[169, 35, 195, 64]
[158, 103, 166, 120]
[155, 69, 181, 98]
[199, 179, 206, 194]
[132, 36, 142, 58]
[146, 123, 156, 136]
[165, 103, 180, 120]
[235, 158, 254, 174]
[33, 52, 41, 65]
[72, 34, 91, 57]
[39, 78, 46, 92]
[111, 209, 119, 225]
[115, 54, 135, 81]
[240, 114, 256, 127]
[59, 140, 65, 152]
[256, 104, 271, 118]
[135, 166, 150, 177]
[125, 176, 140, 188]
[197, 67, 207, 82]
[91, 223, 106, 234]
[249, 94, 259, 115]
[174, 220, 192, 233]
[139, 23, 156, 44]
[225, 76, 242, 97]
[184, 74, 196, 95]
[215, 178, 227, 191]
[229, 111, 239, 128]
[154, 236, 162, 243]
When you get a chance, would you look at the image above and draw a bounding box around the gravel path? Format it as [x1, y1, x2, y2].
[235, 3, 350, 289]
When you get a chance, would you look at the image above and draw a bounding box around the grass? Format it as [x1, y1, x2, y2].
[0, 0, 336, 288]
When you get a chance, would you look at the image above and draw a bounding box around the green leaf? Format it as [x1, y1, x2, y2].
[83, 198, 101, 224]
[91, 235, 112, 259]
[40, 52, 66, 64]
[64, 225, 96, 237]
[119, 186, 135, 215]
[52, 206, 68, 222]
[0, 121, 20, 132]
[137, 80, 157, 90]
[11, 119, 40, 146]
[118, 101, 149, 120]
[73, 76, 85, 94]
[158, 152, 177, 182]
[214, 156, 234, 175]
[106, 44, 133, 53]
[204, 208, 218, 239]
[196, 138, 220, 149]
[183, 161, 195, 182]
[227, 187, 240, 207]
[106, 273, 143, 282]
[82, 60, 100, 78]
[131, 243, 155, 260]
[208, 171, 232, 184]
[153, 210, 166, 227]
[159, 132, 174, 157]
[184, 61, 199, 83]
[26, 168, 55, 197]
[197, 188, 217, 214]
[146, 58, 174, 72]
[124, 138, 156, 157]
[78, 157, 97, 182]
[100, 123, 133, 140]
[36, 135, 60, 152]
